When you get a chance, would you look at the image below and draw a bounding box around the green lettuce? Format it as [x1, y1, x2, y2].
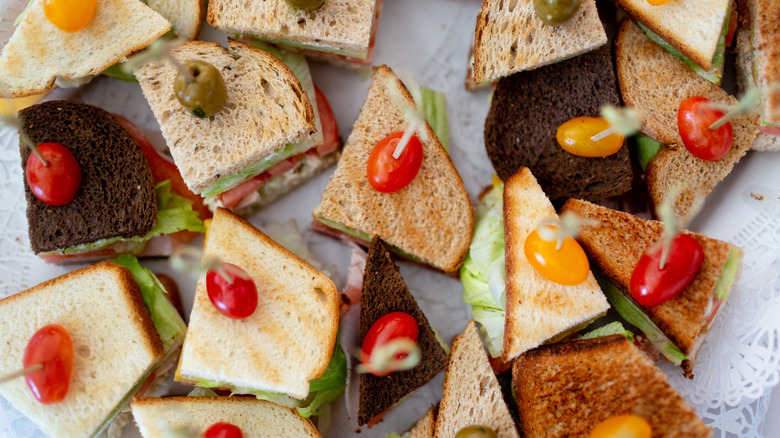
[639, 19, 727, 84]
[633, 134, 664, 172]
[422, 87, 449, 152]
[44, 180, 205, 255]
[314, 217, 424, 263]
[112, 254, 187, 350]
[192, 331, 347, 418]
[579, 321, 635, 343]
[460, 181, 506, 357]
[595, 272, 686, 365]
[239, 34, 368, 59]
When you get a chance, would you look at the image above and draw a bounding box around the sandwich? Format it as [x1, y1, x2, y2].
[0, 258, 186, 438]
[484, 47, 633, 202]
[207, 0, 383, 68]
[434, 321, 520, 438]
[460, 169, 610, 368]
[17, 100, 206, 264]
[175, 207, 345, 418]
[357, 237, 448, 426]
[560, 198, 742, 378]
[136, 39, 343, 216]
[312, 65, 473, 273]
[612, 0, 735, 82]
[735, 0, 780, 151]
[512, 334, 711, 437]
[131, 395, 321, 437]
[616, 19, 758, 224]
[471, 0, 607, 85]
[0, 0, 171, 98]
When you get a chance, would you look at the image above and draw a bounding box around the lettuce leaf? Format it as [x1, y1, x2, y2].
[45, 180, 205, 255]
[460, 180, 506, 357]
[579, 321, 635, 343]
[112, 254, 187, 350]
[633, 134, 664, 172]
[422, 87, 449, 152]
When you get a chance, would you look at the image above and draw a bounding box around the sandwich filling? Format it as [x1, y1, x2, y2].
[638, 6, 731, 84]
[91, 255, 187, 438]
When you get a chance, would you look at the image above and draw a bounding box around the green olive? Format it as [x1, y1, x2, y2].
[533, 0, 581, 26]
[454, 425, 499, 438]
[174, 60, 227, 118]
[284, 0, 324, 10]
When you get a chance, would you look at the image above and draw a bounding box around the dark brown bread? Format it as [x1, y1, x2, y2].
[484, 47, 633, 202]
[560, 199, 740, 377]
[19, 100, 157, 253]
[513, 335, 711, 438]
[358, 237, 448, 426]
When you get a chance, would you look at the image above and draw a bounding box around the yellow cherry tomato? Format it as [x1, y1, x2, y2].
[524, 225, 589, 286]
[646, 0, 672, 5]
[556, 117, 624, 158]
[44, 0, 97, 33]
[590, 414, 652, 438]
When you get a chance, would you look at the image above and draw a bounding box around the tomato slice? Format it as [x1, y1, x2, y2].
[217, 172, 272, 209]
[724, 3, 738, 47]
[367, 132, 424, 193]
[314, 85, 341, 156]
[361, 312, 419, 376]
[630, 234, 704, 307]
[111, 114, 211, 220]
[677, 96, 733, 161]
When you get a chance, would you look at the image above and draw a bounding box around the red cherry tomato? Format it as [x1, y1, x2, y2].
[206, 264, 258, 319]
[630, 234, 704, 307]
[25, 142, 82, 206]
[366, 132, 423, 193]
[678, 96, 733, 161]
[23, 324, 74, 404]
[204, 422, 243, 438]
[361, 312, 419, 376]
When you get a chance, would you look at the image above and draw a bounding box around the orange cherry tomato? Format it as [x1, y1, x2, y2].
[23, 324, 74, 404]
[590, 414, 652, 438]
[366, 132, 423, 193]
[524, 225, 590, 286]
[646, 0, 672, 5]
[44, 0, 97, 33]
[556, 117, 624, 158]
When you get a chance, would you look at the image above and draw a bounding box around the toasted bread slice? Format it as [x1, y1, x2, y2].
[735, 29, 780, 151]
[613, 0, 730, 72]
[131, 396, 321, 437]
[616, 19, 758, 224]
[136, 39, 316, 195]
[358, 238, 448, 426]
[313, 65, 474, 272]
[434, 321, 520, 438]
[561, 199, 742, 377]
[513, 335, 710, 437]
[409, 406, 437, 438]
[177, 208, 339, 399]
[207, 0, 379, 58]
[0, 263, 164, 438]
[747, 0, 780, 132]
[502, 168, 609, 360]
[147, 0, 205, 40]
[0, 0, 171, 98]
[472, 0, 606, 84]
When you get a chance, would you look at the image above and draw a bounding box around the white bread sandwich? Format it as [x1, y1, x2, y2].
[460, 170, 609, 369]
[0, 259, 186, 438]
[616, 19, 758, 225]
[735, 0, 780, 151]
[561, 199, 742, 378]
[312, 65, 474, 273]
[136, 39, 343, 215]
[0, 0, 171, 98]
[146, 0, 204, 41]
[434, 321, 520, 438]
[176, 208, 344, 417]
[131, 395, 321, 437]
[471, 0, 607, 85]
[613, 0, 735, 82]
[207, 0, 383, 68]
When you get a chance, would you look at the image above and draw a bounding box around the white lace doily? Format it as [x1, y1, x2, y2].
[1, 1, 779, 437]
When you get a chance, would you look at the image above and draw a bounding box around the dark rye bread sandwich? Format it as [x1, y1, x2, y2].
[18, 100, 205, 263]
[359, 237, 448, 426]
[19, 101, 157, 253]
[512, 335, 711, 437]
[484, 47, 633, 202]
[560, 199, 742, 378]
